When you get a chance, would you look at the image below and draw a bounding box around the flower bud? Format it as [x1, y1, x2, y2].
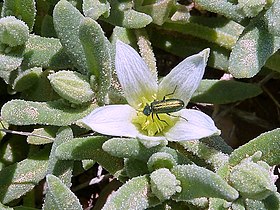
[0, 16, 29, 47]
[150, 168, 181, 201]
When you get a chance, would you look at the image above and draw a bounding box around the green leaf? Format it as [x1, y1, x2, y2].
[12, 67, 42, 92]
[124, 158, 149, 178]
[43, 174, 82, 210]
[147, 152, 177, 171]
[20, 70, 60, 102]
[102, 176, 151, 210]
[0, 202, 13, 210]
[229, 128, 280, 166]
[148, 27, 230, 72]
[137, 0, 174, 25]
[55, 136, 123, 174]
[229, 19, 280, 78]
[46, 127, 74, 186]
[0, 146, 50, 204]
[48, 70, 95, 104]
[0, 16, 29, 47]
[22, 35, 73, 70]
[1, 0, 36, 30]
[41, 15, 57, 38]
[79, 18, 112, 104]
[191, 79, 263, 104]
[179, 137, 230, 171]
[83, 0, 110, 20]
[262, 192, 280, 210]
[264, 0, 280, 36]
[0, 48, 23, 83]
[53, 0, 87, 74]
[229, 161, 276, 200]
[238, 0, 266, 18]
[110, 26, 137, 47]
[244, 199, 266, 209]
[44, 128, 75, 210]
[208, 198, 229, 210]
[102, 138, 162, 161]
[171, 165, 239, 201]
[161, 17, 244, 50]
[0, 135, 29, 165]
[1, 99, 97, 126]
[102, 0, 152, 28]
[195, 0, 245, 22]
[27, 126, 57, 145]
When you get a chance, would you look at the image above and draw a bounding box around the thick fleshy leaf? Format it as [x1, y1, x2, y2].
[171, 165, 239, 201]
[102, 138, 163, 161]
[43, 175, 83, 210]
[48, 70, 94, 104]
[22, 35, 73, 70]
[1, 99, 97, 126]
[12, 67, 42, 92]
[158, 49, 210, 105]
[0, 51, 23, 84]
[228, 19, 280, 78]
[102, 176, 151, 210]
[149, 28, 230, 72]
[195, 0, 244, 22]
[180, 136, 231, 171]
[0, 16, 29, 47]
[79, 18, 112, 105]
[264, 0, 280, 36]
[191, 79, 263, 104]
[53, 0, 87, 74]
[102, 0, 152, 28]
[81, 104, 138, 137]
[27, 126, 57, 145]
[229, 161, 276, 200]
[55, 136, 123, 174]
[165, 109, 220, 141]
[83, 0, 110, 20]
[46, 127, 74, 187]
[137, 0, 174, 25]
[0, 147, 50, 204]
[21, 70, 60, 102]
[115, 40, 158, 107]
[229, 128, 280, 166]
[238, 0, 266, 18]
[1, 0, 36, 30]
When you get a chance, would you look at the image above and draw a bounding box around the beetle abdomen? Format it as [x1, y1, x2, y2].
[151, 99, 184, 114]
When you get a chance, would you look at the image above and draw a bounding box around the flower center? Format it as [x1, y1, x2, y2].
[132, 97, 178, 136]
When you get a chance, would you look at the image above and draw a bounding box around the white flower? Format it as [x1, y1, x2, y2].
[81, 40, 220, 144]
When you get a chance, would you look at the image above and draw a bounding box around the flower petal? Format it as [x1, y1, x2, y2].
[158, 49, 210, 105]
[164, 109, 220, 141]
[115, 40, 158, 108]
[80, 105, 139, 137]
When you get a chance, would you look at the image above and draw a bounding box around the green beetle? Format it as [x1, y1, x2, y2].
[142, 87, 187, 124]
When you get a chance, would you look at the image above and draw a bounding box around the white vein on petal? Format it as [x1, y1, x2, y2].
[115, 40, 158, 108]
[164, 109, 220, 141]
[81, 105, 139, 137]
[158, 48, 210, 105]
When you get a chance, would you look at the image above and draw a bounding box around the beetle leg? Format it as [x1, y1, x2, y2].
[156, 114, 169, 125]
[163, 85, 178, 100]
[167, 113, 188, 122]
